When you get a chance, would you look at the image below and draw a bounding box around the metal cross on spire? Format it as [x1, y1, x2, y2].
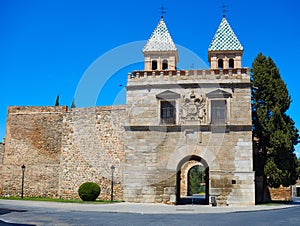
[221, 3, 228, 18]
[159, 4, 167, 18]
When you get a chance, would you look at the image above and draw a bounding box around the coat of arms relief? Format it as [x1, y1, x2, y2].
[181, 90, 206, 124]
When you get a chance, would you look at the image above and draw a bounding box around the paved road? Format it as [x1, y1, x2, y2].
[0, 200, 300, 226]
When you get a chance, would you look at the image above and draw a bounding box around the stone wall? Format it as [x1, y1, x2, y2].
[1, 105, 126, 201]
[0, 142, 4, 164]
[0, 142, 4, 195]
[291, 179, 300, 197]
[59, 106, 125, 200]
[124, 127, 254, 205]
[1, 106, 66, 197]
[127, 69, 252, 126]
[269, 186, 291, 201]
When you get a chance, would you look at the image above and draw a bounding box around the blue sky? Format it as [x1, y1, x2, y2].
[1, 0, 299, 156]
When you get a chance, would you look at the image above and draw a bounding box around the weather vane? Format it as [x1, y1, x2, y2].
[221, 3, 228, 18]
[159, 4, 167, 18]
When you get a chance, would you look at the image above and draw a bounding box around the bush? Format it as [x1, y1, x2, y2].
[78, 182, 101, 201]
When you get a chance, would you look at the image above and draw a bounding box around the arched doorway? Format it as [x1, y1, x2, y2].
[176, 155, 209, 205]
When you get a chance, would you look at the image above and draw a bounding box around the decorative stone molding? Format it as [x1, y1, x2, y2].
[181, 90, 206, 124]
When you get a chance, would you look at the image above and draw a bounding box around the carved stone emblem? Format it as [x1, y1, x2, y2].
[181, 90, 206, 124]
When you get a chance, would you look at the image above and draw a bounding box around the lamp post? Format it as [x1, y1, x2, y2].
[110, 165, 115, 202]
[21, 165, 25, 199]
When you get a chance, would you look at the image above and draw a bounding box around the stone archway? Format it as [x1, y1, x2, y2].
[176, 155, 209, 205]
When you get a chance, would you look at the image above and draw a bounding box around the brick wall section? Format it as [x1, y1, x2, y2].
[1, 106, 66, 197]
[59, 106, 125, 200]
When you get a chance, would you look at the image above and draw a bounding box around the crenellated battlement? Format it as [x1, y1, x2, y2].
[128, 68, 250, 81]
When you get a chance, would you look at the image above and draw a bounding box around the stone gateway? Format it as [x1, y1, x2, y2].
[0, 16, 255, 206]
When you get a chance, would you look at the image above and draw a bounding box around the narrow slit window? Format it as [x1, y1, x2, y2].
[229, 59, 234, 69]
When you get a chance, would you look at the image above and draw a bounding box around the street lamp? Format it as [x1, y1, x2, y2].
[21, 165, 25, 199]
[110, 165, 115, 202]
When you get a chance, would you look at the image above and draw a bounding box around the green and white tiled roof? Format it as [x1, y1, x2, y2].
[143, 18, 177, 52]
[209, 17, 243, 51]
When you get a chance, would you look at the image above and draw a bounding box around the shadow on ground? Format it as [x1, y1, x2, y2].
[291, 198, 300, 205]
[177, 197, 208, 205]
[0, 208, 34, 226]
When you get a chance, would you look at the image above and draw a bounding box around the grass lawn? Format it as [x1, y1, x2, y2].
[0, 196, 120, 204]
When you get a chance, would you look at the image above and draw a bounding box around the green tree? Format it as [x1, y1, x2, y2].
[55, 95, 60, 106]
[71, 99, 76, 108]
[296, 158, 300, 180]
[188, 165, 205, 195]
[252, 53, 299, 202]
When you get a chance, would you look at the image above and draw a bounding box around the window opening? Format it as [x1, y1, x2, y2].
[162, 60, 168, 70]
[211, 100, 226, 124]
[152, 60, 158, 70]
[160, 100, 176, 124]
[229, 59, 234, 69]
[218, 59, 223, 69]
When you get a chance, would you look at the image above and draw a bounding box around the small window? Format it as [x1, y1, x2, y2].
[211, 100, 226, 124]
[160, 101, 176, 124]
[152, 60, 158, 70]
[162, 60, 168, 70]
[218, 59, 223, 69]
[229, 59, 234, 69]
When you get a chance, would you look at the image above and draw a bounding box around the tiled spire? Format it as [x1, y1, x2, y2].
[209, 17, 243, 51]
[143, 18, 177, 52]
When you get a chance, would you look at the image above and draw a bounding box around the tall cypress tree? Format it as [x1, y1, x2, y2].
[55, 95, 60, 106]
[252, 53, 299, 202]
[71, 99, 76, 108]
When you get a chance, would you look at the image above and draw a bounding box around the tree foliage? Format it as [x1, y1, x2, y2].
[188, 165, 206, 195]
[71, 99, 76, 108]
[252, 53, 299, 188]
[55, 95, 60, 106]
[78, 182, 101, 201]
[296, 158, 300, 180]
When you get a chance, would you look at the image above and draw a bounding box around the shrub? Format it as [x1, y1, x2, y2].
[78, 182, 101, 201]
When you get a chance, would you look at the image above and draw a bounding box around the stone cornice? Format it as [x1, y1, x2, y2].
[124, 124, 252, 132]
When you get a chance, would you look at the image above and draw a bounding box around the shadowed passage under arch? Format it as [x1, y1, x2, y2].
[176, 155, 209, 205]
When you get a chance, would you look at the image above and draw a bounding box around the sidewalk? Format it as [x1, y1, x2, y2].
[0, 199, 295, 214]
